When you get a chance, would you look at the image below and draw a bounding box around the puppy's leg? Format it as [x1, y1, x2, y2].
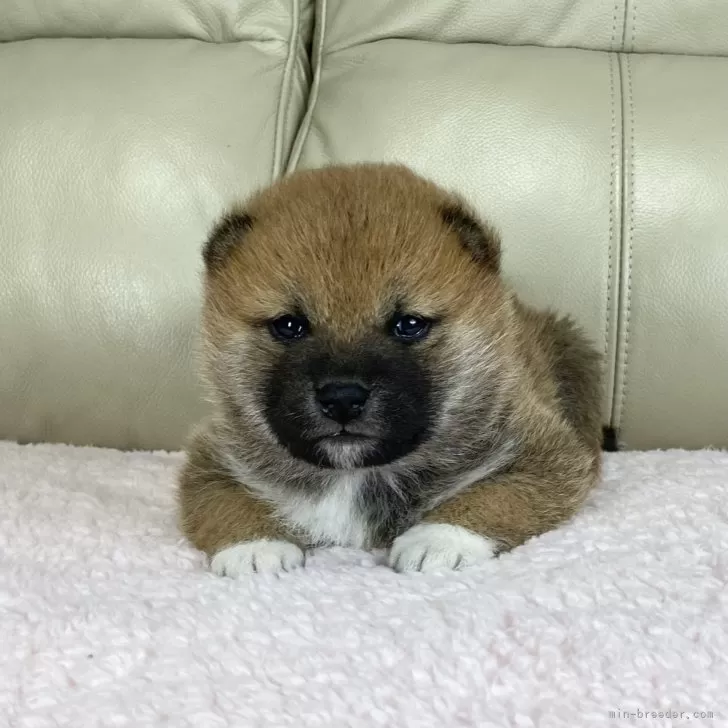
[179, 432, 303, 577]
[390, 448, 600, 573]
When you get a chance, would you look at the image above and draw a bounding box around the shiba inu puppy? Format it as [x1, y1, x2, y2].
[178, 164, 602, 576]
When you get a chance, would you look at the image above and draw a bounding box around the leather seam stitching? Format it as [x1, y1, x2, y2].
[622, 0, 638, 52]
[605, 0, 623, 429]
[271, 0, 302, 179]
[611, 0, 621, 50]
[604, 52, 618, 422]
[286, 0, 327, 173]
[616, 53, 635, 432]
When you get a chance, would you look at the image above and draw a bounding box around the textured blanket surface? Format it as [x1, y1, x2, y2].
[1, 441, 727, 728]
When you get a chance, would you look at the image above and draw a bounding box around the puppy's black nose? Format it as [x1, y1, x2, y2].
[316, 382, 369, 424]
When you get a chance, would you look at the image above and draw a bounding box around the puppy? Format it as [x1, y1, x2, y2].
[178, 163, 603, 576]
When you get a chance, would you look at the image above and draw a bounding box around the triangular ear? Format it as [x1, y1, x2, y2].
[203, 211, 254, 271]
[441, 201, 501, 272]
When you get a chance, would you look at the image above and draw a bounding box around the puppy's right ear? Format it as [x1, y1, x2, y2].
[441, 201, 501, 273]
[203, 211, 254, 271]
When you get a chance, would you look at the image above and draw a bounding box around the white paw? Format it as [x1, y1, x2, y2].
[389, 524, 497, 573]
[210, 540, 304, 577]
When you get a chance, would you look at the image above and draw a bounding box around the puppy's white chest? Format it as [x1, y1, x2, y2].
[279, 473, 369, 548]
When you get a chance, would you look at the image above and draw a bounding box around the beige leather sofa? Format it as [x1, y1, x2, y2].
[2, 1, 727, 452]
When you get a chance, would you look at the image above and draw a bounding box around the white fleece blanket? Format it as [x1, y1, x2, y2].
[1, 441, 726, 728]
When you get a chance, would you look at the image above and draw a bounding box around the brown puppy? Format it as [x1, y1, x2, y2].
[178, 163, 603, 576]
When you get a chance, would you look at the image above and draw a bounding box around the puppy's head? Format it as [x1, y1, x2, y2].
[202, 164, 512, 471]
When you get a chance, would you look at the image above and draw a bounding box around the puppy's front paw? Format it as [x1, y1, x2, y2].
[210, 540, 304, 577]
[389, 524, 497, 573]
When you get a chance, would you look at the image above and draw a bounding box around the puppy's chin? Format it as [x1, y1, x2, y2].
[276, 433, 422, 470]
[315, 437, 380, 470]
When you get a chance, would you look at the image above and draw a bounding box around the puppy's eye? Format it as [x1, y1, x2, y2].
[269, 314, 310, 341]
[391, 314, 432, 341]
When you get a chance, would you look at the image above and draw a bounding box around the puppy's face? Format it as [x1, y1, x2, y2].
[202, 164, 510, 471]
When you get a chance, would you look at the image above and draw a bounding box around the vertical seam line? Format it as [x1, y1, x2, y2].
[622, 0, 631, 52]
[287, 0, 327, 173]
[614, 53, 635, 431]
[604, 51, 619, 422]
[271, 0, 302, 180]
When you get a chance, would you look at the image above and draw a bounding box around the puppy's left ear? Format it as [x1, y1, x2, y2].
[441, 201, 501, 273]
[203, 210, 254, 272]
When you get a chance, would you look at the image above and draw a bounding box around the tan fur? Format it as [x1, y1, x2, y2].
[179, 424, 289, 555]
[419, 301, 602, 551]
[203, 166, 503, 346]
[423, 408, 601, 550]
[178, 163, 603, 567]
